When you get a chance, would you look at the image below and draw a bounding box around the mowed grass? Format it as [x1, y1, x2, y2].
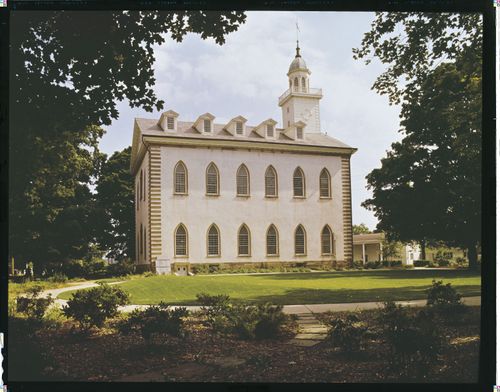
[57, 269, 481, 305]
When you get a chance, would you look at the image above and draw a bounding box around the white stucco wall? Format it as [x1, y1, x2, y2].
[158, 145, 345, 264]
[282, 95, 321, 133]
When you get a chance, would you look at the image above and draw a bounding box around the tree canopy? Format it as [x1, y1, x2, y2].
[353, 224, 371, 235]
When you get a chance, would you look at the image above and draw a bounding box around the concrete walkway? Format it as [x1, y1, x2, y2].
[41, 281, 481, 314]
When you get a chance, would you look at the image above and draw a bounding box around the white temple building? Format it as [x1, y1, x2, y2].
[130, 42, 357, 274]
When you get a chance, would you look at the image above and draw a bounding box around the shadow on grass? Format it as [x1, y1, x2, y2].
[157, 284, 481, 306]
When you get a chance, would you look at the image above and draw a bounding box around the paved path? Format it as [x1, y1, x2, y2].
[41, 282, 481, 314]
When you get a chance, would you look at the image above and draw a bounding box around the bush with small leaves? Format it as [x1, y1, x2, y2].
[16, 285, 54, 321]
[108, 259, 135, 277]
[47, 272, 68, 283]
[117, 302, 188, 342]
[327, 313, 367, 353]
[62, 283, 130, 330]
[364, 261, 382, 269]
[196, 293, 232, 333]
[426, 280, 466, 323]
[413, 260, 430, 267]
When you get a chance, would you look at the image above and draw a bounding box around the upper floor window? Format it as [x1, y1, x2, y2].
[238, 224, 251, 256]
[236, 164, 250, 196]
[175, 224, 188, 257]
[293, 77, 299, 92]
[267, 124, 274, 138]
[265, 165, 278, 197]
[321, 225, 334, 255]
[207, 224, 220, 256]
[236, 121, 243, 135]
[206, 162, 220, 195]
[167, 116, 175, 130]
[293, 167, 305, 197]
[301, 77, 306, 92]
[297, 127, 303, 139]
[319, 168, 331, 198]
[204, 119, 211, 133]
[174, 161, 188, 194]
[295, 225, 306, 255]
[266, 224, 279, 256]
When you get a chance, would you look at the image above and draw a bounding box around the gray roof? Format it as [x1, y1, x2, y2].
[135, 118, 354, 150]
[289, 56, 308, 73]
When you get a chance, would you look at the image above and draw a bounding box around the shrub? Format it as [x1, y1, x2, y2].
[253, 303, 288, 340]
[47, 272, 68, 283]
[352, 260, 364, 269]
[82, 257, 109, 279]
[364, 261, 381, 269]
[16, 285, 54, 321]
[117, 302, 188, 342]
[60, 259, 85, 278]
[389, 260, 402, 267]
[62, 283, 130, 330]
[454, 257, 467, 267]
[191, 264, 210, 274]
[426, 280, 466, 322]
[108, 259, 135, 277]
[208, 264, 220, 273]
[327, 313, 367, 352]
[196, 293, 232, 333]
[413, 260, 429, 267]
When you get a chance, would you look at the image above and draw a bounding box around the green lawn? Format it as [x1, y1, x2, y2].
[57, 269, 481, 305]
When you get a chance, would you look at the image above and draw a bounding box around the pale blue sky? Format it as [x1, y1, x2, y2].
[100, 11, 402, 230]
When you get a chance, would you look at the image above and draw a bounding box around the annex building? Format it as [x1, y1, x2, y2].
[130, 43, 357, 274]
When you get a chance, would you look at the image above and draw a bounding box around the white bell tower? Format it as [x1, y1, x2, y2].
[278, 41, 323, 133]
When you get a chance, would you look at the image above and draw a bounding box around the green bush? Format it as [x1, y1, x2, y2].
[60, 259, 85, 278]
[108, 259, 135, 277]
[196, 293, 232, 333]
[208, 264, 220, 273]
[327, 313, 367, 352]
[82, 257, 109, 279]
[16, 285, 54, 321]
[62, 283, 130, 330]
[454, 257, 467, 267]
[47, 272, 68, 283]
[117, 302, 188, 342]
[426, 280, 466, 322]
[352, 260, 364, 269]
[413, 260, 429, 267]
[253, 303, 288, 340]
[364, 261, 381, 269]
[191, 264, 210, 274]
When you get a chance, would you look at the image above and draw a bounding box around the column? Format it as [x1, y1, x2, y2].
[362, 243, 366, 264]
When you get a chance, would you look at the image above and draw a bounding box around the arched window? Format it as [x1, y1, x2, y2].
[301, 77, 306, 92]
[207, 224, 220, 256]
[289, 79, 292, 89]
[174, 161, 188, 194]
[266, 224, 279, 256]
[294, 77, 299, 91]
[321, 225, 334, 255]
[143, 226, 147, 260]
[139, 170, 143, 201]
[265, 165, 278, 197]
[319, 168, 331, 198]
[238, 224, 251, 256]
[236, 164, 250, 196]
[206, 162, 220, 195]
[295, 225, 306, 255]
[175, 224, 188, 257]
[140, 223, 143, 255]
[293, 167, 305, 197]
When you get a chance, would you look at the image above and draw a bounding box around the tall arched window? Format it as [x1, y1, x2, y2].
[295, 225, 306, 255]
[294, 77, 299, 91]
[238, 224, 251, 256]
[265, 166, 278, 197]
[174, 161, 188, 194]
[293, 167, 305, 197]
[266, 224, 279, 256]
[206, 162, 220, 195]
[301, 77, 306, 92]
[236, 164, 250, 196]
[143, 226, 147, 260]
[140, 170, 143, 201]
[321, 225, 334, 255]
[174, 224, 188, 257]
[140, 223, 143, 255]
[319, 168, 331, 198]
[207, 224, 220, 256]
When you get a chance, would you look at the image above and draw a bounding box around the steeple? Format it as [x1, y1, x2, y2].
[295, 40, 301, 58]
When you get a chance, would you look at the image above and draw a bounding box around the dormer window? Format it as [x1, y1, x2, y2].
[297, 127, 303, 139]
[236, 121, 243, 135]
[204, 119, 211, 133]
[167, 117, 175, 130]
[267, 124, 274, 138]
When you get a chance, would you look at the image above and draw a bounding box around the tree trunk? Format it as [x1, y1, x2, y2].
[467, 242, 479, 270]
[420, 239, 426, 260]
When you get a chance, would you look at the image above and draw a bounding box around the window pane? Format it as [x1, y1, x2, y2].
[167, 116, 175, 129]
[175, 163, 186, 193]
[208, 226, 219, 255]
[206, 164, 218, 194]
[237, 166, 249, 195]
[295, 227, 305, 255]
[267, 226, 277, 255]
[322, 227, 332, 254]
[204, 119, 211, 132]
[176, 226, 187, 256]
[236, 121, 243, 134]
[320, 169, 330, 197]
[293, 168, 304, 197]
[297, 127, 303, 139]
[265, 167, 276, 196]
[238, 226, 249, 255]
[267, 124, 274, 137]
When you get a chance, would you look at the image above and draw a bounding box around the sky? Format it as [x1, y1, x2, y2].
[100, 11, 403, 231]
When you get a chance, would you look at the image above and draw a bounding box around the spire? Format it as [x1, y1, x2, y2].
[295, 20, 301, 58]
[295, 40, 301, 58]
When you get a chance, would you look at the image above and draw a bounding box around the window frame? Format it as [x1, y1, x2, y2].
[237, 224, 251, 257]
[236, 164, 250, 197]
[236, 121, 244, 135]
[293, 167, 306, 198]
[265, 165, 278, 198]
[266, 123, 274, 138]
[174, 223, 189, 257]
[206, 224, 221, 257]
[321, 225, 334, 256]
[266, 224, 279, 256]
[173, 161, 188, 195]
[167, 116, 175, 130]
[296, 127, 304, 140]
[205, 162, 220, 196]
[319, 168, 332, 199]
[294, 224, 307, 256]
[203, 118, 211, 133]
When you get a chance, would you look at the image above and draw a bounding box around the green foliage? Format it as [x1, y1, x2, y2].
[426, 280, 466, 323]
[108, 259, 136, 277]
[434, 250, 453, 267]
[352, 224, 371, 235]
[327, 313, 367, 352]
[81, 257, 109, 279]
[16, 285, 54, 320]
[62, 283, 130, 330]
[46, 272, 68, 283]
[413, 260, 430, 267]
[364, 261, 382, 269]
[117, 302, 188, 342]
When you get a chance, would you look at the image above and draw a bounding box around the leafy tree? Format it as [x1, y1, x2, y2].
[352, 223, 371, 235]
[94, 147, 134, 261]
[10, 11, 246, 272]
[354, 13, 481, 269]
